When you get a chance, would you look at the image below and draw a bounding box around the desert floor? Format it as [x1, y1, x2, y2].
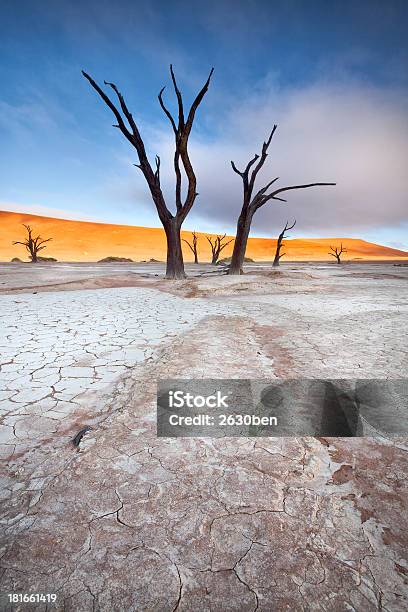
[0, 261, 407, 611]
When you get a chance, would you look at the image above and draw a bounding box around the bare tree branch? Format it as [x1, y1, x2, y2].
[83, 65, 213, 279]
[248, 125, 277, 193]
[231, 160, 245, 177]
[176, 67, 214, 222]
[12, 224, 52, 263]
[185, 68, 214, 137]
[273, 219, 296, 266]
[158, 87, 178, 135]
[206, 233, 234, 264]
[219, 237, 234, 252]
[255, 177, 280, 197]
[82, 70, 169, 226]
[170, 64, 185, 131]
[228, 124, 336, 275]
[182, 231, 199, 263]
[264, 182, 336, 203]
[329, 243, 347, 263]
[82, 72, 134, 145]
[157, 66, 214, 221]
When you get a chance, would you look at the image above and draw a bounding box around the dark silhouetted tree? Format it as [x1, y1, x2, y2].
[273, 219, 296, 267]
[228, 125, 336, 275]
[329, 243, 346, 264]
[182, 231, 199, 263]
[83, 66, 213, 279]
[206, 233, 234, 264]
[12, 224, 52, 263]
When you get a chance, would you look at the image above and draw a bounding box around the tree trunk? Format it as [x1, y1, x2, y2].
[228, 212, 252, 275]
[273, 238, 282, 267]
[164, 218, 186, 279]
[211, 245, 220, 265]
[336, 256, 341, 264]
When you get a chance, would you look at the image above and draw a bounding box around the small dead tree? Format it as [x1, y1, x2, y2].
[182, 231, 199, 263]
[273, 219, 296, 267]
[228, 125, 336, 275]
[329, 243, 346, 264]
[83, 66, 213, 279]
[12, 224, 52, 263]
[206, 233, 234, 264]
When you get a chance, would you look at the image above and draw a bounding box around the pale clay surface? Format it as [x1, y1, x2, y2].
[0, 261, 407, 611]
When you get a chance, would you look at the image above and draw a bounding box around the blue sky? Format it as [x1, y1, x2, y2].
[1, 0, 407, 248]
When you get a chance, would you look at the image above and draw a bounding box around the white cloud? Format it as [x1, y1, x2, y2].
[144, 81, 408, 237]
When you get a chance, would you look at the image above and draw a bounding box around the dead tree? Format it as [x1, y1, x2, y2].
[273, 219, 296, 267]
[228, 125, 336, 275]
[329, 243, 346, 264]
[206, 233, 234, 264]
[82, 66, 213, 279]
[182, 231, 199, 263]
[12, 224, 52, 263]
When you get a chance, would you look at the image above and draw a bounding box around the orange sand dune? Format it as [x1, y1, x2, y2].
[1, 210, 407, 262]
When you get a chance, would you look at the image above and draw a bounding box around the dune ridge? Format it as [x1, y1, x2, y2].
[1, 210, 407, 262]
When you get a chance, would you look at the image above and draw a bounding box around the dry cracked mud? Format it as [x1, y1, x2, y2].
[0, 261, 407, 611]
